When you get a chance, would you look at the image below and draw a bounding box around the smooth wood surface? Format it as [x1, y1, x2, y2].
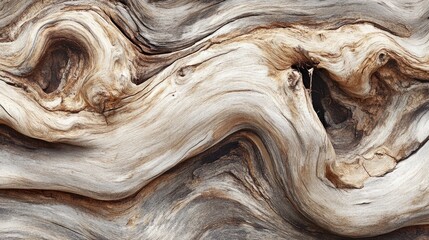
[0, 0, 428, 239]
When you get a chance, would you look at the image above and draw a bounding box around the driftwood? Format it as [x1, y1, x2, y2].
[0, 0, 428, 239]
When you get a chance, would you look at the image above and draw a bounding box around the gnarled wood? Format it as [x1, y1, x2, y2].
[0, 0, 428, 239]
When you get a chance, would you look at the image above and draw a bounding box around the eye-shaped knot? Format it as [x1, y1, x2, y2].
[377, 51, 389, 65]
[175, 65, 196, 85]
[31, 38, 87, 94]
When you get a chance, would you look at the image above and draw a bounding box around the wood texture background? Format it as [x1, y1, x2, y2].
[0, 0, 429, 239]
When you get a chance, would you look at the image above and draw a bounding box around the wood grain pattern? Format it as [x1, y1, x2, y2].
[0, 0, 429, 239]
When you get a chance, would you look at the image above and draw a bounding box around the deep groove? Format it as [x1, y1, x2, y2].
[292, 65, 329, 127]
[0, 124, 59, 149]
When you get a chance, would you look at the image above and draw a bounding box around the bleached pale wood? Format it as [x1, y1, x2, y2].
[0, 0, 428, 239]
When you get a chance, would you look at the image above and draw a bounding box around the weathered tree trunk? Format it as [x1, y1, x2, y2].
[0, 0, 428, 239]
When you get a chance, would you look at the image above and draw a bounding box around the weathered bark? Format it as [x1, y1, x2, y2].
[0, 0, 428, 239]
